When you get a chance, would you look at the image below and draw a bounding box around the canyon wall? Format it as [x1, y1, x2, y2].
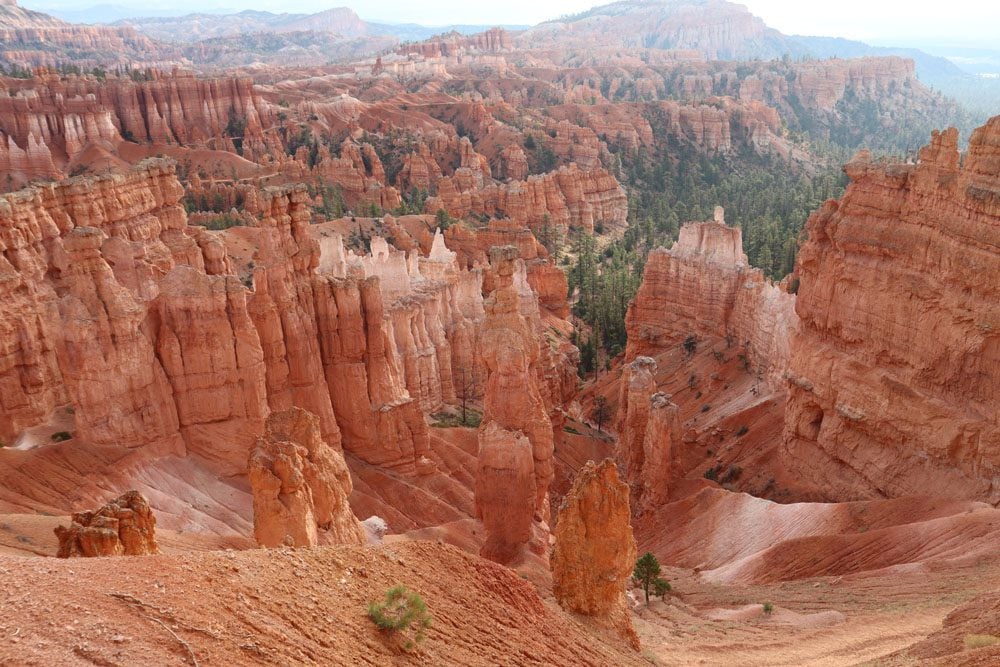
[426, 163, 628, 235]
[0, 160, 497, 478]
[783, 121, 1000, 503]
[0, 72, 277, 184]
[624, 210, 796, 388]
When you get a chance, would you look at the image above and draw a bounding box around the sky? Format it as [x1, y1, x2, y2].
[27, 0, 1000, 50]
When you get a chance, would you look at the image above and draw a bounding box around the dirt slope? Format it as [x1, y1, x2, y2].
[0, 540, 642, 666]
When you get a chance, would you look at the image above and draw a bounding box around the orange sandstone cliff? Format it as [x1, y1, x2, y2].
[782, 121, 1000, 503]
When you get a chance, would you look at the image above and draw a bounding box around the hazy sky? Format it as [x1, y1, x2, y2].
[29, 0, 1000, 49]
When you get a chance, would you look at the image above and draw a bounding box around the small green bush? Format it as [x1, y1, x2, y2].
[653, 578, 671, 597]
[368, 585, 432, 651]
[51, 431, 72, 442]
[762, 602, 774, 615]
[735, 425, 749, 437]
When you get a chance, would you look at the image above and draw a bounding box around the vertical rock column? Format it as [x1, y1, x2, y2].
[616, 356, 680, 512]
[551, 459, 639, 650]
[474, 246, 554, 564]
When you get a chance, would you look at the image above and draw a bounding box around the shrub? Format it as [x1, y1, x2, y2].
[735, 425, 749, 437]
[633, 552, 661, 604]
[704, 465, 720, 481]
[368, 585, 432, 651]
[683, 335, 697, 356]
[653, 578, 671, 597]
[762, 602, 774, 615]
[51, 431, 72, 442]
[721, 465, 742, 484]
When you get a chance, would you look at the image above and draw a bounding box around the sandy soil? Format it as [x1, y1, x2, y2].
[0, 541, 642, 666]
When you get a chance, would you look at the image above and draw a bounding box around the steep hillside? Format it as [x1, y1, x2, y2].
[0, 541, 643, 665]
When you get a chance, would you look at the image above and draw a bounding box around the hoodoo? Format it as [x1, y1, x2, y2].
[552, 459, 639, 649]
[474, 245, 555, 563]
[248, 408, 365, 548]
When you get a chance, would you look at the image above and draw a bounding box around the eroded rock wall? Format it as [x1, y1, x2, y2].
[782, 121, 1000, 503]
[624, 212, 796, 388]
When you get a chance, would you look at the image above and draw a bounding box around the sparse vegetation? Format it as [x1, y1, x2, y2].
[591, 395, 612, 433]
[762, 601, 774, 615]
[653, 578, 671, 598]
[430, 409, 482, 428]
[683, 335, 697, 357]
[368, 585, 432, 651]
[51, 431, 72, 442]
[633, 552, 662, 604]
[721, 465, 743, 484]
[435, 208, 456, 230]
[204, 214, 247, 231]
[735, 425, 749, 437]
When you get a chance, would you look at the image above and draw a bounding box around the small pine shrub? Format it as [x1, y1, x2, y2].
[721, 465, 743, 484]
[653, 578, 671, 597]
[762, 602, 774, 615]
[368, 585, 432, 651]
[51, 431, 72, 442]
[735, 425, 749, 437]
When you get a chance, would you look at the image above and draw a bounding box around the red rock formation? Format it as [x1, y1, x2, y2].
[397, 143, 443, 194]
[427, 163, 627, 234]
[782, 120, 1000, 503]
[396, 28, 511, 58]
[625, 210, 795, 388]
[474, 422, 536, 564]
[0, 71, 277, 184]
[54, 490, 158, 557]
[155, 265, 269, 469]
[499, 144, 528, 181]
[474, 246, 555, 562]
[248, 407, 365, 548]
[551, 459, 638, 649]
[309, 141, 401, 211]
[616, 357, 681, 511]
[0, 1, 161, 69]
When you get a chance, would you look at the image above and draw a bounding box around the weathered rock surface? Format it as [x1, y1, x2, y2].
[0, 161, 479, 478]
[616, 357, 680, 512]
[248, 407, 365, 548]
[625, 211, 796, 389]
[551, 459, 638, 649]
[427, 163, 627, 235]
[782, 120, 1000, 503]
[54, 490, 158, 557]
[0, 72, 276, 185]
[474, 422, 536, 564]
[473, 246, 555, 563]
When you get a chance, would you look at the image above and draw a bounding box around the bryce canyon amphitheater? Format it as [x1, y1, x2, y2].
[0, 0, 998, 664]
